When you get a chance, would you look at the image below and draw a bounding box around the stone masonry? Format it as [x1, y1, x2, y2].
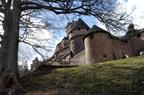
[43, 19, 144, 65]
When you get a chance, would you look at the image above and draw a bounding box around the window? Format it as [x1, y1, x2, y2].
[137, 34, 141, 38]
[122, 56, 126, 59]
[70, 51, 74, 57]
[69, 31, 73, 34]
[63, 41, 67, 47]
[103, 55, 107, 57]
[78, 28, 80, 31]
[80, 22, 83, 25]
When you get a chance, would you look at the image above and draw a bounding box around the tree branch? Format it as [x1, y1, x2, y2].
[21, 1, 82, 13]
[0, 5, 4, 13]
[20, 40, 45, 59]
[1, 0, 6, 5]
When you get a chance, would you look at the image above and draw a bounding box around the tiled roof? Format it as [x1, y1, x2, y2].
[89, 25, 107, 32]
[77, 18, 90, 29]
[66, 18, 90, 33]
[83, 25, 110, 40]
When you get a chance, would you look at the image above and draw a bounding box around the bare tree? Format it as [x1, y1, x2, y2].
[0, 0, 130, 94]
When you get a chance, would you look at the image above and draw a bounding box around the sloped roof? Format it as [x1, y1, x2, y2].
[89, 25, 107, 32]
[83, 25, 110, 39]
[77, 18, 90, 29]
[84, 25, 128, 42]
[66, 18, 90, 33]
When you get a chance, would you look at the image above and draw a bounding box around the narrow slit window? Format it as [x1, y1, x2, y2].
[103, 55, 107, 57]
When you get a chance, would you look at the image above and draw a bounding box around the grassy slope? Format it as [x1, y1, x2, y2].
[23, 56, 144, 95]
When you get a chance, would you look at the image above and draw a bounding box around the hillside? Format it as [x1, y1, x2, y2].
[23, 56, 144, 95]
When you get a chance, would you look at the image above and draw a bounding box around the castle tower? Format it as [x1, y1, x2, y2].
[66, 18, 90, 56]
[126, 23, 136, 37]
[84, 25, 113, 64]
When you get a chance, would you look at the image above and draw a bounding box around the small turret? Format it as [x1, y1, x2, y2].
[31, 57, 40, 71]
[127, 23, 135, 33]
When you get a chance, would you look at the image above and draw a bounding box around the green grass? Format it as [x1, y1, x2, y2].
[23, 56, 144, 95]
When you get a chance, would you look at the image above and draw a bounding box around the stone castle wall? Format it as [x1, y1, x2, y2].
[71, 50, 86, 65]
[129, 36, 144, 56]
[41, 19, 144, 66]
[84, 25, 144, 64]
[84, 32, 114, 64]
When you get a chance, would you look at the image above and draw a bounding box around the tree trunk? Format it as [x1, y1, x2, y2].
[0, 1, 22, 94]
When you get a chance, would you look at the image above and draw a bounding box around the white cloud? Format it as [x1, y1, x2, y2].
[119, 0, 144, 28]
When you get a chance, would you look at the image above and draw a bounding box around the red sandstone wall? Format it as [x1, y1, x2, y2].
[84, 32, 114, 64]
[112, 40, 133, 59]
[70, 35, 85, 55]
[129, 36, 144, 56]
[139, 32, 144, 40]
[69, 28, 87, 55]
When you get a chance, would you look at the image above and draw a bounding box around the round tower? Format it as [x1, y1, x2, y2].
[66, 18, 90, 56]
[84, 25, 113, 64]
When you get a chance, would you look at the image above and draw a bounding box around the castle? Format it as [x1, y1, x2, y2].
[47, 18, 144, 65]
